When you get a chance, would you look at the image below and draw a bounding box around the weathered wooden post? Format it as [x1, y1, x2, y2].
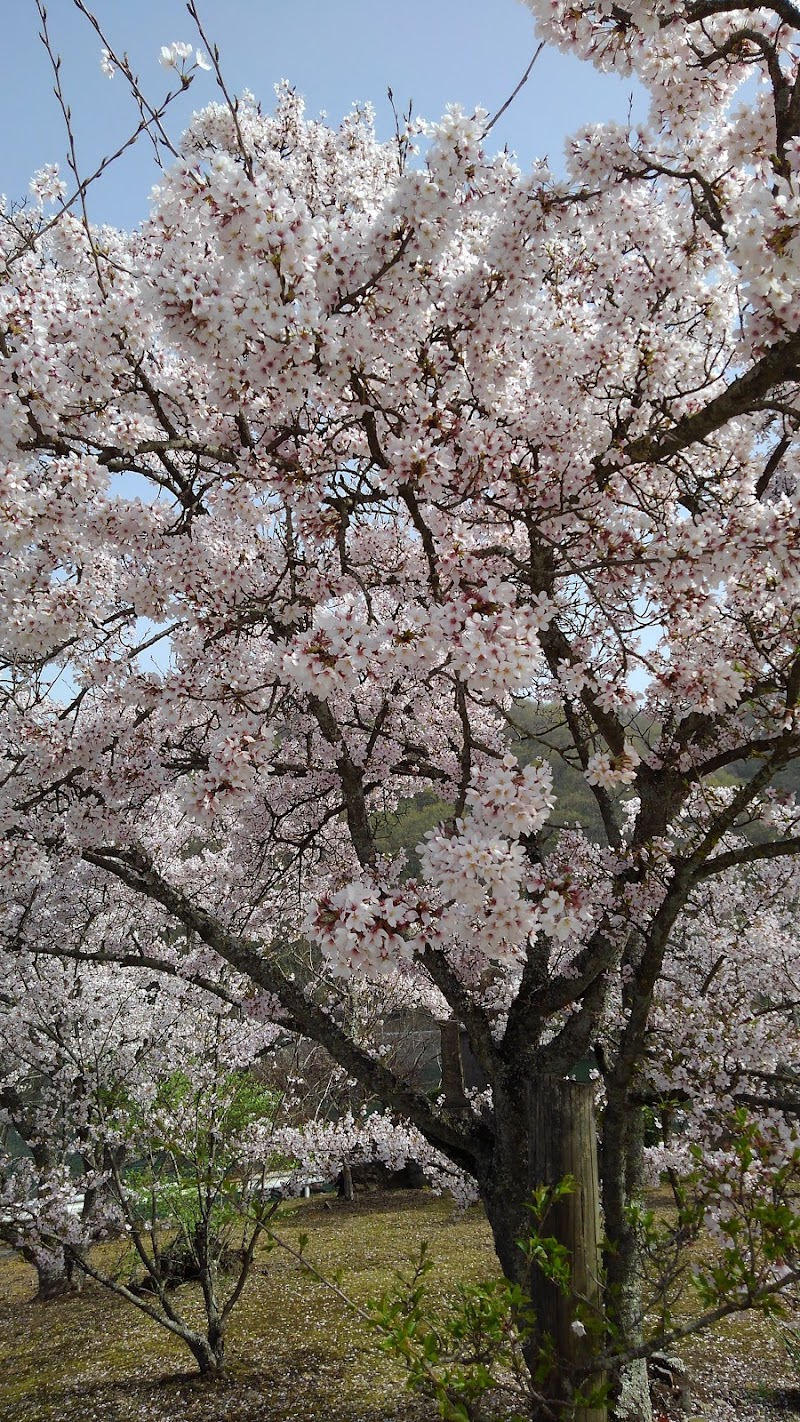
[438, 1017, 471, 1113]
[528, 1078, 606, 1422]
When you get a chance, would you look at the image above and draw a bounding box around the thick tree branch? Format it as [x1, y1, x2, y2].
[81, 845, 487, 1171]
[692, 834, 800, 879]
[598, 330, 800, 479]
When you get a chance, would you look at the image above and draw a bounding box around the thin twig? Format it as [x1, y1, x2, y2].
[5, 7, 200, 271]
[186, 1, 254, 179]
[71, 0, 183, 163]
[483, 43, 545, 137]
[265, 1226, 373, 1323]
[35, 1, 108, 293]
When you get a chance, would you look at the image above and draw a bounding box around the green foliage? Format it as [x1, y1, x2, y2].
[636, 1110, 800, 1346]
[366, 1179, 604, 1422]
[519, 1178, 576, 1300]
[686, 1112, 800, 1315]
[107, 1065, 283, 1312]
[144, 1067, 277, 1146]
[368, 1241, 534, 1421]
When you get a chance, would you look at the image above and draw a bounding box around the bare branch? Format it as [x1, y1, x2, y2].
[482, 43, 546, 137]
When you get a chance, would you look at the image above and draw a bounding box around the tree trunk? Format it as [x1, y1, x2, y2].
[186, 1328, 225, 1375]
[23, 1247, 81, 1300]
[340, 1161, 354, 1201]
[528, 1078, 606, 1422]
[601, 1090, 652, 1422]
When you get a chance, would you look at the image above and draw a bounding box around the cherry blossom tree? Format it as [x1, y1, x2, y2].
[0, 886, 289, 1372]
[0, 875, 193, 1298]
[0, 866, 473, 1372]
[4, 0, 800, 1415]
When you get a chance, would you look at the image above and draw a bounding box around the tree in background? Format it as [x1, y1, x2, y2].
[4, 0, 800, 1415]
[0, 881, 190, 1299]
[0, 886, 288, 1372]
[0, 863, 471, 1370]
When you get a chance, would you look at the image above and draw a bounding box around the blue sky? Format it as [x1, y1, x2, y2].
[1, 0, 643, 228]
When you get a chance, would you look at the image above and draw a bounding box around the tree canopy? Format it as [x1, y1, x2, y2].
[4, 2, 800, 1417]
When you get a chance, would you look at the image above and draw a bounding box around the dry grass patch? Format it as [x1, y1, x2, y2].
[0, 1192, 496, 1422]
[2, 1190, 800, 1422]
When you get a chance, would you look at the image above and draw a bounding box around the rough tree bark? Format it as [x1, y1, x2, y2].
[601, 1090, 652, 1422]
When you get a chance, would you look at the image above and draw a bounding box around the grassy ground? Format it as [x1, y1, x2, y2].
[1, 1190, 799, 1421]
[0, 1192, 497, 1422]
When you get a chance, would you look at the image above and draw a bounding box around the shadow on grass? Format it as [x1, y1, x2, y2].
[0, 1353, 434, 1422]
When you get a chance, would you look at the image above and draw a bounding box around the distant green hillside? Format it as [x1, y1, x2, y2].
[376, 702, 800, 868]
[505, 700, 610, 842]
[376, 702, 610, 869]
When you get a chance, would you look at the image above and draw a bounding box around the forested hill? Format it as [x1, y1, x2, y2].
[377, 702, 800, 873]
[377, 702, 609, 872]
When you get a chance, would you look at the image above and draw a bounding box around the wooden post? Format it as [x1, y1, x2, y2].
[528, 1078, 606, 1422]
[438, 1018, 470, 1112]
[340, 1162, 354, 1201]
